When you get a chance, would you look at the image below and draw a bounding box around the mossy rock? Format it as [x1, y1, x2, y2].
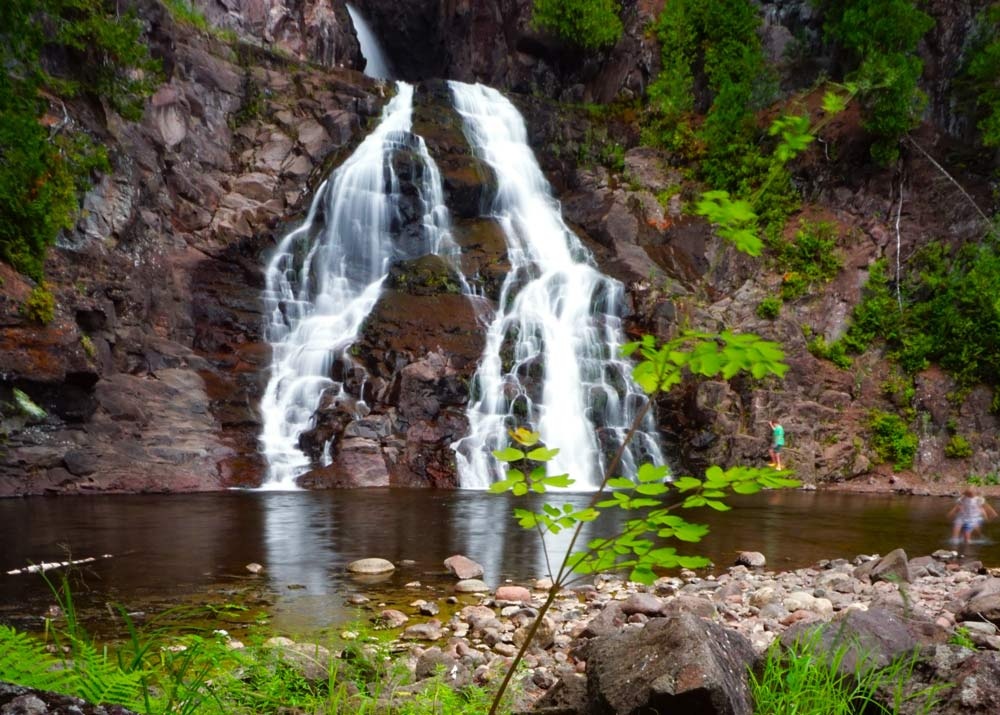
[386, 255, 463, 296]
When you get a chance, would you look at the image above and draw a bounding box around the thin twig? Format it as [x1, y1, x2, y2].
[905, 136, 991, 227]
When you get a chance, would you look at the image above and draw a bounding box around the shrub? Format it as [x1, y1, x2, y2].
[531, 0, 623, 50]
[961, 5, 1000, 147]
[944, 434, 973, 459]
[816, 0, 935, 164]
[807, 335, 852, 369]
[867, 409, 918, 470]
[756, 296, 782, 319]
[22, 283, 56, 324]
[770, 220, 842, 299]
[844, 238, 1000, 391]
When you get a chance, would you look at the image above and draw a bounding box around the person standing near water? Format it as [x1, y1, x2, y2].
[949, 486, 997, 545]
[768, 420, 785, 471]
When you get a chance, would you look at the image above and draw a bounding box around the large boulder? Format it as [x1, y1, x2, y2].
[582, 613, 757, 715]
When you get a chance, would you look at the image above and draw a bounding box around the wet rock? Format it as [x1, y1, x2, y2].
[346, 558, 395, 574]
[455, 579, 490, 594]
[444, 554, 485, 580]
[584, 613, 757, 715]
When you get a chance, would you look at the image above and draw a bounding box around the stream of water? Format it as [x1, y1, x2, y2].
[1, 490, 990, 639]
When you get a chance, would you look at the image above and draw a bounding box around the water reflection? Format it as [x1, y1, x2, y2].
[0, 489, 994, 637]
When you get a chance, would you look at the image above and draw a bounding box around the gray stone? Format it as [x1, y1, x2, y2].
[346, 557, 395, 574]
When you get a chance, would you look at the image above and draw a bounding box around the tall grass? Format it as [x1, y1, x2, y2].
[750, 629, 948, 714]
[0, 571, 503, 714]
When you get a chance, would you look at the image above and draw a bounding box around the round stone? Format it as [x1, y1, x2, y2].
[346, 557, 395, 574]
[454, 578, 490, 593]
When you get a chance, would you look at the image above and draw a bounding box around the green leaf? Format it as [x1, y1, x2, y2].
[493, 447, 525, 462]
[637, 463, 669, 483]
[574, 508, 600, 522]
[732, 481, 762, 495]
[608, 477, 635, 489]
[488, 479, 513, 493]
[677, 555, 712, 569]
[705, 500, 731, 511]
[636, 482, 668, 496]
[673, 476, 702, 492]
[527, 447, 560, 461]
[512, 482, 528, 496]
[543, 474, 574, 488]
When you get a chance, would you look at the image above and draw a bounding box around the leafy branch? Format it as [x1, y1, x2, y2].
[485, 331, 797, 714]
[695, 83, 857, 256]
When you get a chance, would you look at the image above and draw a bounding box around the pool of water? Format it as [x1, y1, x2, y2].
[1, 488, 991, 638]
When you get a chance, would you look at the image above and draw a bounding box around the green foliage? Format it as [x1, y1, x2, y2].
[756, 295, 782, 319]
[842, 259, 898, 354]
[693, 87, 854, 259]
[967, 471, 1000, 487]
[530, 0, 623, 50]
[948, 625, 977, 650]
[22, 283, 56, 324]
[845, 237, 1000, 390]
[750, 630, 947, 714]
[807, 335, 852, 369]
[163, 0, 211, 32]
[80, 333, 96, 359]
[771, 220, 843, 300]
[816, 0, 934, 163]
[944, 434, 973, 459]
[485, 330, 796, 714]
[963, 5, 1000, 147]
[1, 572, 502, 715]
[0, 0, 158, 280]
[0, 625, 77, 693]
[13, 388, 47, 421]
[867, 409, 918, 470]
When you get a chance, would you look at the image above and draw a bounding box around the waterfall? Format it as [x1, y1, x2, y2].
[346, 4, 393, 80]
[258, 82, 455, 489]
[448, 82, 664, 490]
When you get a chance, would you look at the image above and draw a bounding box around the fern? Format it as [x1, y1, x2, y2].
[0, 625, 78, 693]
[68, 637, 148, 711]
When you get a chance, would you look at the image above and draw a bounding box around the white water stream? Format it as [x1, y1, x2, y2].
[448, 82, 664, 489]
[345, 4, 393, 80]
[258, 83, 456, 488]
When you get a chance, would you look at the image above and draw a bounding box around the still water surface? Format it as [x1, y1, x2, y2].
[1, 489, 993, 637]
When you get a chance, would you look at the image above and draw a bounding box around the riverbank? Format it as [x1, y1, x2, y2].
[5, 545, 1000, 714]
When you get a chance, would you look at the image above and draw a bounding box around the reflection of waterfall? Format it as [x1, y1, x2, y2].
[346, 4, 393, 80]
[258, 83, 456, 488]
[449, 82, 664, 490]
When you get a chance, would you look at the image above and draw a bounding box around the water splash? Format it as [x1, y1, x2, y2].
[448, 81, 664, 490]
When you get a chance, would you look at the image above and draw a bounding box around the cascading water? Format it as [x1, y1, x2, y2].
[258, 82, 457, 489]
[345, 4, 393, 80]
[448, 81, 664, 490]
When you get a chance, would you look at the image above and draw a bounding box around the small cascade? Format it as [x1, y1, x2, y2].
[258, 83, 456, 489]
[449, 81, 664, 490]
[346, 4, 393, 80]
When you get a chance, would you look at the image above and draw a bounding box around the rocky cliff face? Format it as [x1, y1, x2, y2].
[0, 2, 386, 495]
[1, 0, 997, 496]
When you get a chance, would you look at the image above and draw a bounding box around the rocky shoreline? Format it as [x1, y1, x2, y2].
[5, 546, 1000, 714]
[308, 547, 1000, 713]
